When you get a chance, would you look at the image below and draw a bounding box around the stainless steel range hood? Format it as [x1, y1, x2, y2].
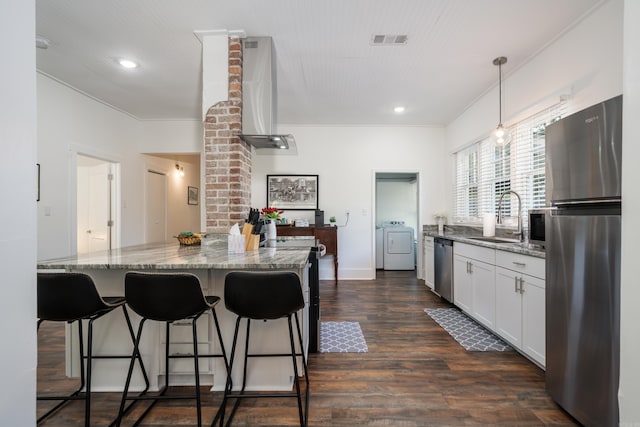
[239, 37, 297, 155]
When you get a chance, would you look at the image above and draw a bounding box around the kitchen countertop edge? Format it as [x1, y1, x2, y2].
[424, 231, 545, 259]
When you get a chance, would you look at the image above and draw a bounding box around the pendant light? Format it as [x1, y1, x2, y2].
[493, 56, 510, 145]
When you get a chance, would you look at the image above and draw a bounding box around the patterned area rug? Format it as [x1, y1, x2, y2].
[320, 321, 368, 353]
[424, 308, 512, 351]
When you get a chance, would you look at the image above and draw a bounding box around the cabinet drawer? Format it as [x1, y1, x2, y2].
[454, 242, 495, 265]
[496, 250, 545, 279]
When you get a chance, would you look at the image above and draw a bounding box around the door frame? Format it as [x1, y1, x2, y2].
[70, 146, 121, 255]
[371, 169, 422, 279]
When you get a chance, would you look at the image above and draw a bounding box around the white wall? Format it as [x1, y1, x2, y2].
[37, 74, 144, 258]
[447, 0, 623, 153]
[445, 0, 624, 211]
[37, 75, 203, 260]
[0, 0, 37, 424]
[620, 1, 640, 424]
[376, 180, 418, 231]
[252, 125, 446, 280]
[144, 155, 201, 237]
[138, 120, 203, 153]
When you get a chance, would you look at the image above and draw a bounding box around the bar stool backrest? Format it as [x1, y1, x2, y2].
[124, 272, 208, 321]
[224, 271, 304, 320]
[38, 272, 107, 321]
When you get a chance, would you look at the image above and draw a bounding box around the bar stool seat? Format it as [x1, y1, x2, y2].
[37, 272, 149, 427]
[116, 271, 230, 427]
[219, 271, 309, 427]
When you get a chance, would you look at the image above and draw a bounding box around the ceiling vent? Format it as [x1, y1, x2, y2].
[370, 34, 408, 46]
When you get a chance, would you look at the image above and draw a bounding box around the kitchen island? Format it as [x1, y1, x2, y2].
[37, 236, 315, 392]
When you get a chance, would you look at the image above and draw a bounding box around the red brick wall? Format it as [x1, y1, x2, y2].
[203, 37, 251, 232]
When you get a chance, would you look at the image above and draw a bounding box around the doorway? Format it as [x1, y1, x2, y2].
[374, 172, 419, 274]
[145, 170, 167, 243]
[76, 155, 119, 254]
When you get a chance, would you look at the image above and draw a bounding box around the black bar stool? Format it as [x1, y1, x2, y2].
[37, 272, 149, 426]
[219, 271, 309, 427]
[116, 271, 230, 427]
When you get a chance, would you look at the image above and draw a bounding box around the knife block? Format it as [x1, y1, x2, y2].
[245, 234, 260, 251]
[242, 223, 260, 251]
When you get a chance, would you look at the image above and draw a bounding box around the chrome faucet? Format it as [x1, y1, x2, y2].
[497, 190, 524, 242]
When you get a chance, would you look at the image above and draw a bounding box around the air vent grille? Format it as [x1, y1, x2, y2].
[370, 34, 408, 46]
[244, 40, 258, 49]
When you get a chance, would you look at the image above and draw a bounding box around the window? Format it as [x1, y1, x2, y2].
[454, 102, 566, 225]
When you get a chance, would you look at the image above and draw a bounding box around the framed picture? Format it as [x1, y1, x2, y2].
[187, 186, 199, 205]
[267, 174, 319, 210]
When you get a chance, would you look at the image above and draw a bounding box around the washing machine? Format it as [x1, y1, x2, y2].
[382, 221, 415, 270]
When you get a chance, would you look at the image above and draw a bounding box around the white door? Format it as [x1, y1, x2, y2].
[146, 170, 167, 243]
[77, 156, 115, 254]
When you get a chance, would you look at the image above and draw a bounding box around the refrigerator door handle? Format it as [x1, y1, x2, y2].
[552, 198, 621, 206]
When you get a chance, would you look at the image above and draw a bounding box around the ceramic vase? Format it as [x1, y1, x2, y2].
[265, 219, 277, 240]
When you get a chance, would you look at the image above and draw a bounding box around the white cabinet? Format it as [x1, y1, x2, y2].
[453, 243, 496, 330]
[423, 235, 434, 290]
[495, 250, 546, 367]
[453, 254, 472, 313]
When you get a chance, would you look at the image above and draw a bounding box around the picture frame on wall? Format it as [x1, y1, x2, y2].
[267, 174, 318, 210]
[187, 186, 198, 205]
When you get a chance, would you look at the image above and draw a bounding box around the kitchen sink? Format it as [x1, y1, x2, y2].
[466, 236, 520, 244]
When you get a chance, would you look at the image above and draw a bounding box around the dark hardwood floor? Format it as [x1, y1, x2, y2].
[37, 270, 577, 426]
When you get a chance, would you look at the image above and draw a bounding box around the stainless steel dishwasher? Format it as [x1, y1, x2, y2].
[434, 237, 453, 303]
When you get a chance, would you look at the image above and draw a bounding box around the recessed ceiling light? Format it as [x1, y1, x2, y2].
[394, 106, 405, 113]
[117, 58, 138, 69]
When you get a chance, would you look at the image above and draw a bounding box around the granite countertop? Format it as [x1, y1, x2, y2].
[37, 235, 316, 270]
[423, 226, 545, 259]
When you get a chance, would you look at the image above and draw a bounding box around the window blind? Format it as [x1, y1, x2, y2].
[454, 102, 566, 225]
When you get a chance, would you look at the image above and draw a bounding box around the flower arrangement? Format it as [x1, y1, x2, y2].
[261, 207, 284, 220]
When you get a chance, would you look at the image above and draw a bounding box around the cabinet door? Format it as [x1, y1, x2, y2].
[424, 238, 434, 290]
[453, 254, 472, 313]
[495, 266, 523, 349]
[470, 260, 496, 330]
[522, 275, 546, 367]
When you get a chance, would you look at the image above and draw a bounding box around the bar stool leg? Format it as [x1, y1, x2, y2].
[192, 317, 202, 427]
[121, 305, 150, 393]
[290, 312, 309, 426]
[116, 318, 146, 426]
[85, 318, 96, 427]
[217, 316, 242, 427]
[294, 312, 310, 426]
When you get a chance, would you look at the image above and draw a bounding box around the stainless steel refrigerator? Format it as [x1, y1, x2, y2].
[545, 94, 622, 427]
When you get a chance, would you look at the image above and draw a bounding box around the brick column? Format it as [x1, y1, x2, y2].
[203, 37, 251, 232]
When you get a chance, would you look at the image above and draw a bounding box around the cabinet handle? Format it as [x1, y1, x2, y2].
[514, 277, 518, 293]
[519, 277, 525, 294]
[512, 261, 526, 267]
[468, 261, 473, 274]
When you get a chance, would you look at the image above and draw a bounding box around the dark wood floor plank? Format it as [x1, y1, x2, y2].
[37, 271, 577, 426]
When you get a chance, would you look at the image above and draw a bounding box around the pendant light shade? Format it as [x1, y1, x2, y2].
[493, 56, 511, 145]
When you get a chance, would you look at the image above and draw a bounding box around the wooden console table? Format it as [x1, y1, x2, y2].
[277, 225, 338, 282]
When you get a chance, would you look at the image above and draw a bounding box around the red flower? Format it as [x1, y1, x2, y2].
[261, 207, 284, 218]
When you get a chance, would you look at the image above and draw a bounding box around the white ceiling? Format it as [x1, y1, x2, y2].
[35, 0, 602, 126]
